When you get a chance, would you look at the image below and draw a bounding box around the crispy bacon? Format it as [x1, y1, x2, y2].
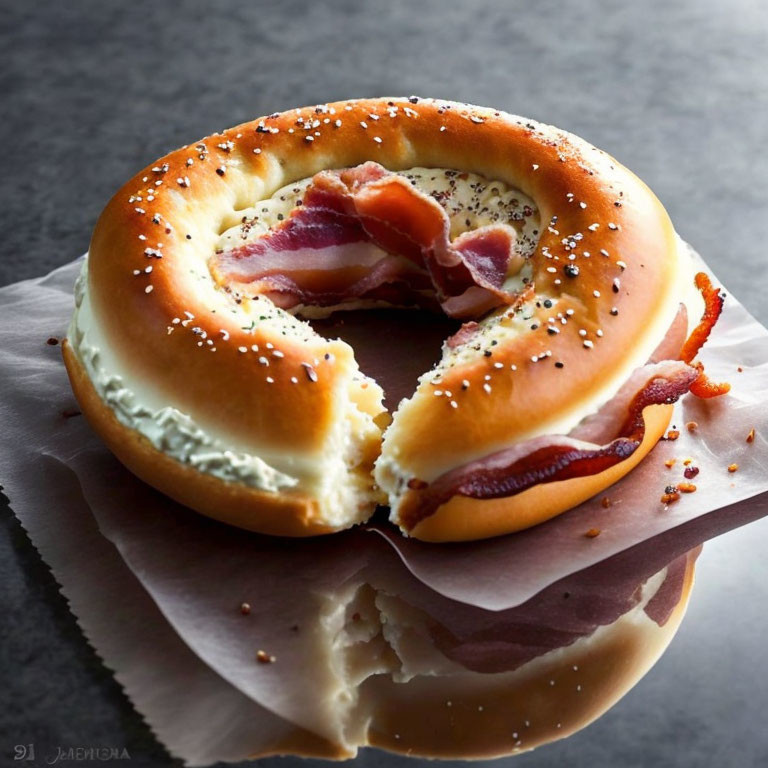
[681, 272, 730, 399]
[211, 162, 522, 319]
[681, 272, 724, 363]
[399, 361, 699, 530]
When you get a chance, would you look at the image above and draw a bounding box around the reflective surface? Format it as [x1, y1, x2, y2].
[1, 1, 767, 765]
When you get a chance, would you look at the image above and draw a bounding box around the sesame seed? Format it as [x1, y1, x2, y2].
[483, 383, 492, 393]
[290, 376, 298, 384]
[532, 164, 539, 171]
[238, 346, 247, 353]
[593, 289, 601, 298]
[266, 376, 274, 384]
[583, 340, 594, 349]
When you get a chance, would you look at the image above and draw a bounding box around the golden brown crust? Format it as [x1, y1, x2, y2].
[406, 403, 672, 542]
[63, 340, 334, 537]
[71, 97, 686, 538]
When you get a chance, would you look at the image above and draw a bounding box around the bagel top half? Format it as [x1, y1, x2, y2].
[64, 97, 705, 539]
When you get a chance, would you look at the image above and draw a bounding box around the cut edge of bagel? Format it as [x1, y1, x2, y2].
[63, 337, 383, 536]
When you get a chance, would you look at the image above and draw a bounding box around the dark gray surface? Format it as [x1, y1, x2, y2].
[1, 1, 767, 766]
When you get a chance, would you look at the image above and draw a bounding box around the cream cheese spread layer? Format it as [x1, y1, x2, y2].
[69, 258, 300, 493]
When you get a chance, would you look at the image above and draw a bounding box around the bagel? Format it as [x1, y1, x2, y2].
[64, 97, 722, 540]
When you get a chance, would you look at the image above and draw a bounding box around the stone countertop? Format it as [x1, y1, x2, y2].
[1, 1, 767, 766]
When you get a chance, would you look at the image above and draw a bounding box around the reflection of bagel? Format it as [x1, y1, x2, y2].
[248, 547, 699, 759]
[64, 97, 709, 540]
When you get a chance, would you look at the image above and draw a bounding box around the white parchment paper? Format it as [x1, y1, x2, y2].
[1, 251, 767, 762]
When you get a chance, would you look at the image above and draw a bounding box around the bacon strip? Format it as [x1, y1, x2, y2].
[400, 361, 699, 530]
[211, 162, 521, 319]
[681, 272, 730, 399]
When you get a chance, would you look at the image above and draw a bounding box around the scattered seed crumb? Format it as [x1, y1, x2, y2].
[664, 458, 676, 468]
[46, 337, 59, 346]
[677, 482, 697, 493]
[601, 497, 611, 508]
[240, 602, 251, 615]
[728, 463, 739, 473]
[256, 650, 275, 664]
[746, 428, 756, 443]
[686, 421, 698, 432]
[584, 528, 601, 538]
[661, 486, 681, 504]
[665, 429, 680, 441]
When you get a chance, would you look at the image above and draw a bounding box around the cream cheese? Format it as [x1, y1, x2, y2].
[69, 259, 299, 493]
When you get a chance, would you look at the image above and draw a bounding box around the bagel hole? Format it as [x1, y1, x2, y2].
[309, 309, 460, 411]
